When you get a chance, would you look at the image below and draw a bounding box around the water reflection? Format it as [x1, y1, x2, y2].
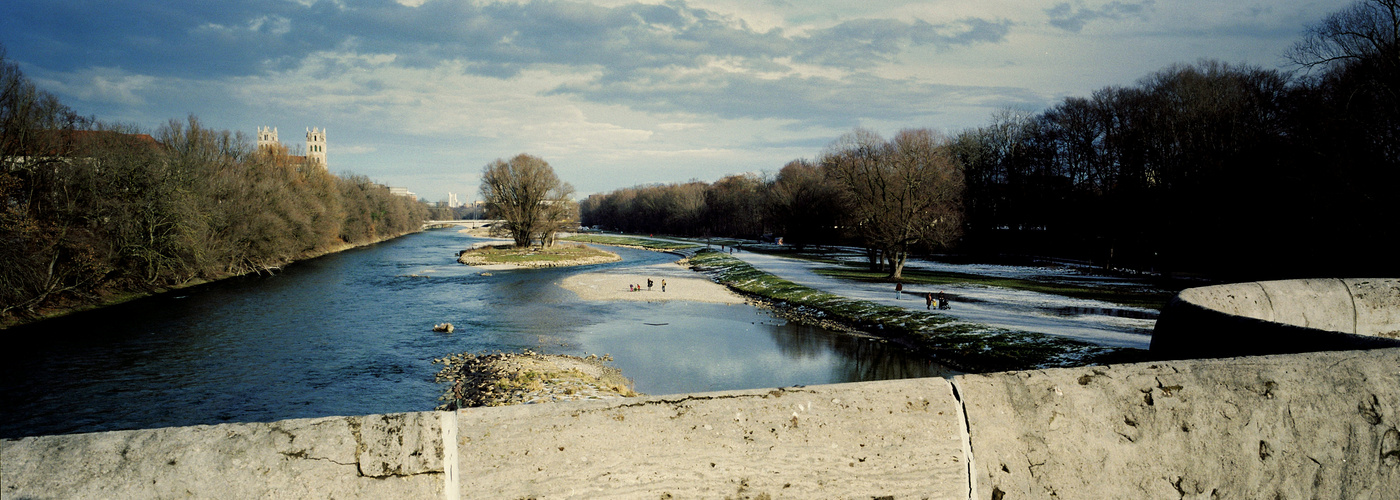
[576, 302, 949, 395]
[0, 229, 947, 438]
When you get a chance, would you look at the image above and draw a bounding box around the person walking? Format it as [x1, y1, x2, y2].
[925, 292, 933, 310]
[661, 279, 667, 292]
[895, 281, 903, 300]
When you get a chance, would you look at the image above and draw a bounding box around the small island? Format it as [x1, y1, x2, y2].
[457, 242, 621, 270]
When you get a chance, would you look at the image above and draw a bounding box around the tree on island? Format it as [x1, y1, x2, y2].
[478, 153, 577, 248]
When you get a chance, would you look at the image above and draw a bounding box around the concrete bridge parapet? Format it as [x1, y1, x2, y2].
[5, 348, 1398, 499]
[1151, 278, 1400, 359]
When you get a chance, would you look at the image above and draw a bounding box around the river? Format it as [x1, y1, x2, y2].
[0, 229, 948, 438]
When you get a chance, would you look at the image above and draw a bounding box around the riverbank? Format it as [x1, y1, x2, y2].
[457, 242, 622, 270]
[680, 248, 1146, 372]
[0, 229, 427, 330]
[433, 350, 639, 409]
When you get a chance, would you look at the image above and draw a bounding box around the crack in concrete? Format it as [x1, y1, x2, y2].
[606, 388, 814, 413]
[950, 377, 978, 500]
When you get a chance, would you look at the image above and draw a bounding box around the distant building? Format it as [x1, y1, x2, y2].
[388, 186, 416, 198]
[447, 192, 460, 208]
[256, 126, 326, 168]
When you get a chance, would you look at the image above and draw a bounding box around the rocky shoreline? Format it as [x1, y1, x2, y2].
[433, 350, 640, 409]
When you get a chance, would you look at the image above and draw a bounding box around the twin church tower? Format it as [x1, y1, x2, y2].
[256, 126, 327, 167]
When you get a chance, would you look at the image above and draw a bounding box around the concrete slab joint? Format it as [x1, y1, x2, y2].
[957, 348, 1400, 499]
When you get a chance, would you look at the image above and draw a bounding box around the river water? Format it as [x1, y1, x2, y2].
[0, 229, 947, 438]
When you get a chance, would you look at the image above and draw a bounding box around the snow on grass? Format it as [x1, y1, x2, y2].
[688, 249, 1138, 372]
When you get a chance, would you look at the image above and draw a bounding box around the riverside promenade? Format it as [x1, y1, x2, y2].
[4, 279, 1399, 499]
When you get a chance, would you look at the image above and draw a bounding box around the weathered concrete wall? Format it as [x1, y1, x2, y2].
[451, 379, 968, 499]
[959, 347, 1400, 499]
[1152, 278, 1400, 359]
[6, 349, 1398, 499]
[2, 412, 443, 499]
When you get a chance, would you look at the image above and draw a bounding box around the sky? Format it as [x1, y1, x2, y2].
[1, 0, 1350, 202]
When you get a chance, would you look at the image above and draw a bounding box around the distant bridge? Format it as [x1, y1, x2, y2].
[422, 219, 501, 230]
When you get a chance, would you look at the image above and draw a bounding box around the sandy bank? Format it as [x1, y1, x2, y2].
[558, 260, 746, 305]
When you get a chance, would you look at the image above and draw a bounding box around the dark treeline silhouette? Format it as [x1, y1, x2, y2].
[583, 0, 1398, 281]
[582, 128, 965, 279]
[1, 50, 429, 323]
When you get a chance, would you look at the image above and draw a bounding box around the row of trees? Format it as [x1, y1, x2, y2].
[950, 0, 1397, 278]
[581, 128, 965, 278]
[582, 0, 1398, 280]
[1, 51, 429, 322]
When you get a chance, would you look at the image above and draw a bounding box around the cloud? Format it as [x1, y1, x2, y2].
[795, 17, 1011, 68]
[550, 63, 1044, 127]
[28, 67, 156, 107]
[1045, 0, 1156, 33]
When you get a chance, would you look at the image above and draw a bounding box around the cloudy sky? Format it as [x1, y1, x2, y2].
[1, 0, 1347, 201]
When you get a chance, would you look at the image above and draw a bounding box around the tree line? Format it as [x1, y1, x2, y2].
[580, 128, 963, 279]
[1, 50, 429, 323]
[582, 0, 1398, 280]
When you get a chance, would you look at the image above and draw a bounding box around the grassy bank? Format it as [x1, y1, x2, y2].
[687, 248, 1144, 372]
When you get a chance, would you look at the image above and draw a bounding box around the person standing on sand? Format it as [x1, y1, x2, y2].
[647, 278, 653, 291]
[661, 279, 667, 292]
[895, 281, 903, 300]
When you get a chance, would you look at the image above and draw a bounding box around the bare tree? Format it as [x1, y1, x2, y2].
[478, 153, 575, 247]
[1287, 0, 1399, 72]
[822, 128, 965, 279]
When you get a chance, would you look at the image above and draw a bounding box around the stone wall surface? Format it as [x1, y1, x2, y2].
[6, 349, 1397, 499]
[1, 412, 442, 499]
[451, 378, 968, 499]
[959, 347, 1400, 499]
[1152, 278, 1400, 359]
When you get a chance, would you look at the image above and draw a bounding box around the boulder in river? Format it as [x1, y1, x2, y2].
[432, 323, 454, 333]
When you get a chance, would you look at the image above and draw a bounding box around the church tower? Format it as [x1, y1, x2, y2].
[257, 126, 279, 151]
[306, 127, 326, 167]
